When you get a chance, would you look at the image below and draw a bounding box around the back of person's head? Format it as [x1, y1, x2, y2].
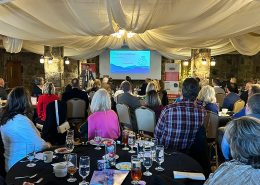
[226, 116, 260, 168]
[249, 84, 260, 97]
[195, 77, 201, 83]
[43, 82, 55, 95]
[212, 78, 221, 86]
[247, 93, 260, 115]
[0, 78, 4, 87]
[64, 84, 72, 93]
[125, 76, 131, 82]
[0, 86, 32, 125]
[93, 79, 101, 88]
[71, 78, 79, 88]
[120, 81, 131, 93]
[90, 88, 111, 113]
[197, 85, 216, 103]
[102, 77, 109, 84]
[145, 90, 161, 107]
[146, 82, 156, 93]
[230, 77, 237, 84]
[182, 78, 199, 101]
[34, 77, 44, 86]
[226, 82, 237, 93]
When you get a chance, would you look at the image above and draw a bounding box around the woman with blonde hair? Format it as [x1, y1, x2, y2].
[36, 82, 59, 123]
[87, 89, 120, 140]
[197, 85, 218, 113]
[146, 81, 156, 93]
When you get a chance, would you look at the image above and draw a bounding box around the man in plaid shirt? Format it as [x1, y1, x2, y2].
[154, 78, 206, 150]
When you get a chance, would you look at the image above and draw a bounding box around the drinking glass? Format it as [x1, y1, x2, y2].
[66, 136, 74, 153]
[131, 155, 142, 185]
[128, 132, 136, 153]
[143, 147, 152, 176]
[94, 129, 102, 150]
[79, 156, 90, 185]
[26, 144, 36, 167]
[151, 138, 158, 161]
[67, 129, 74, 139]
[122, 130, 129, 150]
[67, 153, 77, 182]
[155, 145, 164, 171]
[137, 141, 144, 161]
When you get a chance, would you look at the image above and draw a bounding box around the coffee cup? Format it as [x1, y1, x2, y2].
[221, 108, 228, 115]
[43, 151, 53, 163]
[53, 164, 67, 177]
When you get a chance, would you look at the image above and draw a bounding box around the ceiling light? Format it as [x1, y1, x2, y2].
[118, 29, 125, 35]
[48, 57, 53, 64]
[183, 59, 189, 66]
[65, 57, 70, 65]
[127, 32, 136, 38]
[211, 57, 216, 66]
[40, 56, 44, 64]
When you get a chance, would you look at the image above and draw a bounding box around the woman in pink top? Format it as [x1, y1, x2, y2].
[88, 88, 120, 140]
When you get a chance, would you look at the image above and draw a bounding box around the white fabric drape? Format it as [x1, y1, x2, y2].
[2, 36, 23, 53]
[1, 0, 260, 59]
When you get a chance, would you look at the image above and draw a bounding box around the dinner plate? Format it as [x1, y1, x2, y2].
[54, 147, 70, 154]
[115, 162, 131, 171]
[89, 138, 113, 146]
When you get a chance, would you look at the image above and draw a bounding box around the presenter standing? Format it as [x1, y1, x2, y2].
[81, 64, 95, 89]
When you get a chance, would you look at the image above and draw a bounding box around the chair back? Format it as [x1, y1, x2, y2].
[135, 107, 156, 133]
[233, 100, 245, 113]
[67, 98, 86, 119]
[204, 111, 219, 139]
[116, 104, 132, 129]
[215, 93, 225, 108]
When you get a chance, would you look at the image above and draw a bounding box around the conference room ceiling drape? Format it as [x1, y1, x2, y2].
[1, 0, 260, 59]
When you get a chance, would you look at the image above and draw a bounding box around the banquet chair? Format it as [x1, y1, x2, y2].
[135, 107, 156, 133]
[116, 104, 133, 130]
[215, 93, 225, 109]
[204, 111, 220, 167]
[67, 98, 86, 129]
[233, 99, 245, 113]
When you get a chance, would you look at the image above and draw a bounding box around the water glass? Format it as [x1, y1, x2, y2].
[151, 138, 158, 161]
[122, 130, 129, 151]
[26, 144, 36, 167]
[128, 132, 136, 153]
[79, 156, 90, 185]
[143, 147, 152, 176]
[105, 140, 116, 167]
[66, 136, 74, 153]
[137, 141, 144, 161]
[94, 129, 102, 150]
[67, 129, 74, 139]
[155, 145, 164, 171]
[131, 155, 142, 185]
[67, 153, 77, 182]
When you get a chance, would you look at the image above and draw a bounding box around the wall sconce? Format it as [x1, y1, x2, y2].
[64, 57, 70, 65]
[202, 57, 207, 65]
[183, 59, 189, 66]
[210, 57, 216, 66]
[40, 56, 44, 64]
[48, 57, 53, 64]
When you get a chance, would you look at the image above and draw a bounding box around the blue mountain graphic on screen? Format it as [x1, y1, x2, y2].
[110, 64, 150, 74]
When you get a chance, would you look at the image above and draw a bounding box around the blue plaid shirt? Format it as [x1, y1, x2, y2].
[154, 100, 206, 150]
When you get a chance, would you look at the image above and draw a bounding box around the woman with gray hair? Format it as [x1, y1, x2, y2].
[87, 88, 120, 140]
[205, 116, 260, 185]
[36, 82, 59, 123]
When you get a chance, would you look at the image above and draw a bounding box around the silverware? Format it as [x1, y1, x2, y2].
[164, 151, 176, 156]
[34, 178, 43, 184]
[15, 173, 37, 179]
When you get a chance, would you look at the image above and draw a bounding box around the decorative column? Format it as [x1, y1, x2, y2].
[191, 49, 211, 85]
[44, 46, 64, 90]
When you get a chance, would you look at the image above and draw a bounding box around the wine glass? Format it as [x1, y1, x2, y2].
[122, 130, 129, 151]
[66, 136, 74, 153]
[128, 132, 136, 153]
[67, 153, 77, 182]
[94, 129, 102, 150]
[26, 144, 36, 167]
[131, 155, 142, 185]
[155, 145, 164, 171]
[151, 138, 158, 161]
[79, 156, 90, 185]
[137, 141, 144, 161]
[143, 147, 152, 176]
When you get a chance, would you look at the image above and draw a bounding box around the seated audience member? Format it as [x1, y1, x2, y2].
[0, 78, 7, 100]
[205, 116, 260, 185]
[145, 90, 164, 122]
[230, 77, 239, 94]
[125, 76, 132, 83]
[222, 93, 260, 160]
[152, 79, 161, 92]
[154, 78, 206, 150]
[146, 81, 156, 93]
[61, 78, 89, 107]
[222, 83, 240, 111]
[196, 85, 218, 113]
[240, 81, 252, 104]
[31, 77, 44, 99]
[86, 79, 101, 93]
[161, 90, 169, 106]
[36, 82, 59, 123]
[0, 87, 49, 171]
[212, 78, 225, 95]
[233, 84, 260, 119]
[88, 89, 120, 140]
[64, 84, 72, 93]
[139, 78, 150, 95]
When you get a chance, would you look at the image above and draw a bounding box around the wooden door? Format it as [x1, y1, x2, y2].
[5, 61, 22, 88]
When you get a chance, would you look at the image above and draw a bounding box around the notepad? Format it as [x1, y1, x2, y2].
[173, 171, 205, 180]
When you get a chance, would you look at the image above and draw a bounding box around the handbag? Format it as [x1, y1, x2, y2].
[55, 100, 70, 134]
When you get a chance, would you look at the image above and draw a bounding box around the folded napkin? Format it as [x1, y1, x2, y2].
[173, 171, 205, 180]
[51, 161, 72, 167]
[35, 153, 57, 160]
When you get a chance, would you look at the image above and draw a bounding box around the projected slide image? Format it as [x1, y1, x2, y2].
[110, 50, 150, 74]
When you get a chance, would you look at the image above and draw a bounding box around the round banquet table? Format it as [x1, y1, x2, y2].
[6, 144, 205, 185]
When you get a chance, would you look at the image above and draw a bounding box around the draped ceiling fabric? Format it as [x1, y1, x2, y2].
[1, 0, 260, 59]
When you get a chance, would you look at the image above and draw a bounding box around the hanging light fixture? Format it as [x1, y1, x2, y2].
[210, 57, 216, 66]
[40, 56, 44, 64]
[202, 57, 207, 65]
[127, 31, 136, 38]
[48, 57, 53, 64]
[65, 57, 70, 65]
[183, 59, 189, 66]
[111, 29, 136, 38]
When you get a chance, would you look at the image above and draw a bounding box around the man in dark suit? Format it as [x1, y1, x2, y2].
[61, 78, 89, 109]
[81, 64, 95, 89]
